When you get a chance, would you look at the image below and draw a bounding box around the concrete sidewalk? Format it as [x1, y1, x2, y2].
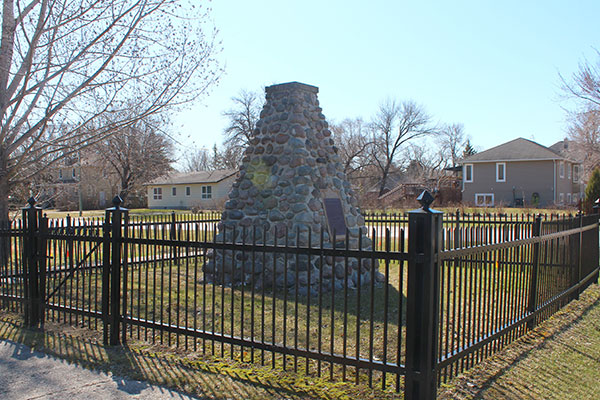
[0, 339, 199, 400]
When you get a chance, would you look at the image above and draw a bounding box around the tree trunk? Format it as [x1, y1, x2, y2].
[378, 164, 391, 197]
[0, 153, 11, 267]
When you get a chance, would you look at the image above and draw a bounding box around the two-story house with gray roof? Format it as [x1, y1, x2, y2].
[460, 138, 583, 207]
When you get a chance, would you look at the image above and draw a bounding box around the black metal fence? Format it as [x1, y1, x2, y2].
[0, 198, 598, 400]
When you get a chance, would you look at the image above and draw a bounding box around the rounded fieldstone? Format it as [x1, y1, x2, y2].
[240, 179, 252, 190]
[228, 210, 244, 220]
[275, 134, 289, 144]
[269, 209, 285, 221]
[295, 184, 310, 195]
[240, 217, 253, 227]
[290, 156, 304, 168]
[269, 123, 281, 133]
[297, 165, 312, 176]
[308, 198, 321, 211]
[263, 155, 277, 166]
[291, 203, 308, 213]
[263, 196, 278, 209]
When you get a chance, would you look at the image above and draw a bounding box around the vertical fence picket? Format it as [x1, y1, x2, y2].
[2, 204, 600, 397]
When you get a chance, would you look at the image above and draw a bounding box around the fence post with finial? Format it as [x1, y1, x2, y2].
[404, 190, 443, 400]
[102, 195, 128, 345]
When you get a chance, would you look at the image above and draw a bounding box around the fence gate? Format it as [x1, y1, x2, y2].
[20, 197, 127, 348]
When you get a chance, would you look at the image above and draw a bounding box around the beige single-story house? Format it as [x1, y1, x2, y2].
[460, 138, 584, 207]
[146, 169, 237, 210]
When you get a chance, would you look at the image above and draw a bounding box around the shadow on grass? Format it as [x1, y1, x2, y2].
[0, 312, 366, 400]
[440, 284, 600, 400]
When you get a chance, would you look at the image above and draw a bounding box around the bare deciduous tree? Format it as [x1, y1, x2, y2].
[215, 142, 244, 170]
[93, 114, 173, 206]
[370, 99, 437, 196]
[403, 143, 445, 181]
[222, 89, 263, 154]
[562, 52, 600, 181]
[439, 123, 467, 167]
[331, 118, 374, 178]
[183, 147, 214, 172]
[561, 50, 600, 107]
[0, 0, 221, 220]
[567, 108, 600, 178]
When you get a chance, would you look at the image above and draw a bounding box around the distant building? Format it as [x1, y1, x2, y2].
[146, 169, 237, 210]
[460, 138, 583, 207]
[44, 154, 118, 210]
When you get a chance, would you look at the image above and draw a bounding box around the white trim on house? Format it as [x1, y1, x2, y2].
[559, 192, 564, 204]
[201, 185, 212, 199]
[496, 162, 506, 182]
[559, 161, 565, 178]
[464, 164, 473, 183]
[475, 193, 494, 207]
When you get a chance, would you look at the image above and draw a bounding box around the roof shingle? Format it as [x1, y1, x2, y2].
[147, 169, 237, 185]
[461, 138, 563, 163]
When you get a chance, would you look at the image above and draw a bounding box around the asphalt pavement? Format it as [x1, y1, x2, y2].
[0, 339, 200, 400]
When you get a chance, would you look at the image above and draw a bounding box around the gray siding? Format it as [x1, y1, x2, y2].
[463, 161, 556, 207]
[554, 161, 585, 205]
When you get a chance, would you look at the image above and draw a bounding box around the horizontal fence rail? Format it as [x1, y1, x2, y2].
[436, 214, 599, 384]
[0, 202, 598, 400]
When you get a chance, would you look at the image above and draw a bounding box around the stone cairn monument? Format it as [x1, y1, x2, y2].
[204, 82, 380, 294]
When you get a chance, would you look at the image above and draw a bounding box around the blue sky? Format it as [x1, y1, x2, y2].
[173, 1, 600, 161]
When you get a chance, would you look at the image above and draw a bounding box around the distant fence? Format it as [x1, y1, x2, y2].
[0, 198, 597, 400]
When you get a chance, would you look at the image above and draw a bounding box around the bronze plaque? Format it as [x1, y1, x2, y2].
[324, 198, 347, 239]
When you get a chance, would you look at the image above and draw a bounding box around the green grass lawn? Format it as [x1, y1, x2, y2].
[438, 282, 600, 399]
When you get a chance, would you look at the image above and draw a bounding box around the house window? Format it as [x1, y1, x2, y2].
[464, 164, 473, 183]
[496, 163, 506, 182]
[186, 186, 191, 196]
[201, 185, 212, 199]
[475, 193, 494, 207]
[153, 187, 162, 200]
[59, 169, 63, 179]
[573, 165, 580, 183]
[567, 193, 572, 204]
[573, 193, 579, 204]
[559, 161, 564, 178]
[172, 187, 177, 196]
[72, 168, 76, 179]
[559, 193, 564, 204]
[568, 163, 572, 180]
